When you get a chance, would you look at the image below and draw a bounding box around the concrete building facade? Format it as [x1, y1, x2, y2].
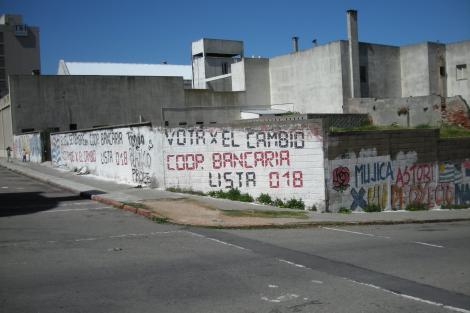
[195, 11, 469, 116]
[0, 14, 40, 97]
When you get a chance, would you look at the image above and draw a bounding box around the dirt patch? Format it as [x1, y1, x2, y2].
[142, 198, 305, 227]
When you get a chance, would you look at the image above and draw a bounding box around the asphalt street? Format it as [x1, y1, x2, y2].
[1, 166, 470, 313]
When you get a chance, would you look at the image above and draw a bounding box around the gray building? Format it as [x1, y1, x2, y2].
[193, 11, 470, 116]
[0, 14, 41, 97]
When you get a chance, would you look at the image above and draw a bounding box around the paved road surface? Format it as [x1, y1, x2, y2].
[1, 166, 470, 313]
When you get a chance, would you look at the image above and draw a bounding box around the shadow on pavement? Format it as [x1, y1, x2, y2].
[0, 192, 85, 217]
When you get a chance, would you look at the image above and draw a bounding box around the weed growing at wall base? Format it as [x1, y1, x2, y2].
[362, 204, 382, 212]
[338, 207, 352, 214]
[208, 188, 254, 202]
[441, 204, 469, 209]
[257, 193, 273, 205]
[166, 187, 206, 196]
[271, 198, 305, 210]
[405, 202, 430, 211]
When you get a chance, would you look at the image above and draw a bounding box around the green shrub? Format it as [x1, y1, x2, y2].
[310, 205, 317, 211]
[441, 203, 469, 209]
[257, 193, 273, 205]
[405, 202, 429, 211]
[362, 204, 382, 212]
[284, 198, 305, 210]
[207, 188, 253, 202]
[338, 207, 352, 214]
[238, 193, 254, 202]
[273, 198, 286, 208]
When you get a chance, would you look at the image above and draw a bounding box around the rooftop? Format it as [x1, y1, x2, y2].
[57, 60, 192, 80]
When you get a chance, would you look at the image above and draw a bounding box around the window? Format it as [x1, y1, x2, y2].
[69, 123, 77, 130]
[164, 121, 169, 126]
[456, 64, 467, 80]
[440, 66, 446, 77]
[221, 62, 229, 75]
[21, 128, 34, 133]
[196, 121, 204, 125]
[178, 122, 187, 126]
[360, 66, 367, 83]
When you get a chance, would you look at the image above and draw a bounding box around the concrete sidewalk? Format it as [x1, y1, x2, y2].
[1, 158, 470, 228]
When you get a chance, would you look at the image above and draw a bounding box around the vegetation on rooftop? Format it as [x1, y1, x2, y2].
[329, 121, 470, 138]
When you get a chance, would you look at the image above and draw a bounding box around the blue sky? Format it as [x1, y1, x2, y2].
[2, 0, 470, 74]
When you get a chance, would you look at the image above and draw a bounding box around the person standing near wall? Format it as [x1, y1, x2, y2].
[6, 146, 11, 162]
[22, 149, 27, 162]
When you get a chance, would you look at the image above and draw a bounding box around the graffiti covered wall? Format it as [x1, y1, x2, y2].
[50, 120, 326, 208]
[327, 130, 470, 211]
[13, 132, 43, 163]
[163, 121, 325, 208]
[51, 125, 162, 186]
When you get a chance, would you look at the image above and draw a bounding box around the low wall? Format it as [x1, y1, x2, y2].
[51, 120, 326, 208]
[13, 132, 43, 163]
[345, 95, 470, 128]
[326, 129, 470, 211]
[51, 124, 161, 186]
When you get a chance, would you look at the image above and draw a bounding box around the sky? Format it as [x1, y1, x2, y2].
[2, 0, 470, 74]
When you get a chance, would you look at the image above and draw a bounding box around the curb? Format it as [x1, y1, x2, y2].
[2, 162, 470, 229]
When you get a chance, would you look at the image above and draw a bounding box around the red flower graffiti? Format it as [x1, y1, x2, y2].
[332, 166, 350, 192]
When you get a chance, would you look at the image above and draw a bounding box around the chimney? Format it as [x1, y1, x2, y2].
[292, 36, 299, 52]
[347, 9, 361, 98]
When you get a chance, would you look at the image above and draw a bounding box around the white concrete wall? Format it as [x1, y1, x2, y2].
[13, 132, 42, 163]
[446, 41, 470, 105]
[50, 121, 327, 208]
[400, 43, 430, 97]
[51, 125, 163, 187]
[269, 41, 344, 114]
[232, 58, 271, 106]
[163, 121, 325, 208]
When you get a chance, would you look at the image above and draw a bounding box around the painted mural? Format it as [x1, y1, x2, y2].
[13, 133, 43, 163]
[328, 151, 470, 211]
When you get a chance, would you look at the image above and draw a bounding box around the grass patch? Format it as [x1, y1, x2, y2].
[405, 202, 429, 211]
[151, 215, 169, 224]
[330, 123, 470, 138]
[440, 125, 470, 138]
[122, 202, 148, 209]
[222, 209, 307, 219]
[441, 204, 469, 209]
[362, 204, 382, 212]
[338, 207, 352, 214]
[207, 188, 254, 202]
[166, 187, 206, 196]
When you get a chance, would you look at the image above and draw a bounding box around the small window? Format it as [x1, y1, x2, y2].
[221, 63, 229, 75]
[164, 121, 169, 126]
[440, 66, 446, 77]
[456, 64, 467, 80]
[21, 128, 34, 133]
[195, 121, 204, 125]
[360, 66, 367, 83]
[69, 123, 77, 130]
[178, 122, 187, 126]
